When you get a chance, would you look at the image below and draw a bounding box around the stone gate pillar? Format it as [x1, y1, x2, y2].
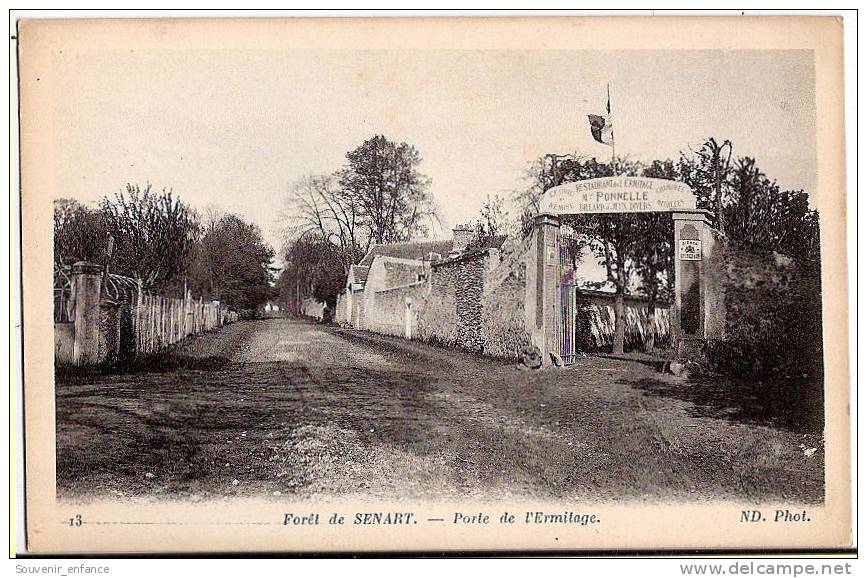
[531, 213, 560, 365]
[71, 261, 103, 366]
[671, 209, 721, 360]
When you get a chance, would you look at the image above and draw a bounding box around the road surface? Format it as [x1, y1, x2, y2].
[56, 318, 824, 503]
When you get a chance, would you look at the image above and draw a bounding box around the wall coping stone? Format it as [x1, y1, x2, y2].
[71, 261, 103, 275]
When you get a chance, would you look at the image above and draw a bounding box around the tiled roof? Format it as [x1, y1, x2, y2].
[382, 260, 423, 274]
[430, 235, 510, 268]
[475, 235, 508, 250]
[350, 265, 370, 284]
[432, 247, 492, 268]
[358, 240, 454, 267]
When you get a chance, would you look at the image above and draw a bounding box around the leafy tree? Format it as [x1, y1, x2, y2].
[682, 139, 820, 260]
[53, 198, 109, 267]
[188, 213, 276, 312]
[100, 184, 200, 292]
[525, 155, 668, 354]
[723, 157, 820, 262]
[515, 153, 574, 236]
[337, 134, 438, 245]
[572, 208, 647, 355]
[633, 160, 679, 351]
[277, 233, 345, 312]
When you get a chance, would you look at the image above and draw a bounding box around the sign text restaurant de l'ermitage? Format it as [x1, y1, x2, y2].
[539, 176, 697, 215]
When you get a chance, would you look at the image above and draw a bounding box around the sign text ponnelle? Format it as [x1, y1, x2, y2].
[539, 176, 697, 215]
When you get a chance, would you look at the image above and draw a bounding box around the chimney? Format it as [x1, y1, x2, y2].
[451, 224, 474, 255]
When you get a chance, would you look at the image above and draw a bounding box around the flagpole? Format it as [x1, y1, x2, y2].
[608, 81, 616, 174]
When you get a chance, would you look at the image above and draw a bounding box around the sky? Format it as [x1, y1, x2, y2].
[52, 49, 816, 258]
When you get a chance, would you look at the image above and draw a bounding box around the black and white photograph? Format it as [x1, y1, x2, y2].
[15, 14, 852, 555]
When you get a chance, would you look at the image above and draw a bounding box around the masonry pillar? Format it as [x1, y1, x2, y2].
[671, 210, 719, 361]
[71, 261, 103, 366]
[531, 213, 561, 365]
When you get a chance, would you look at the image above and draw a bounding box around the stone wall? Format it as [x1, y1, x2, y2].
[701, 240, 822, 385]
[717, 244, 798, 341]
[416, 261, 458, 347]
[351, 289, 365, 328]
[481, 236, 536, 359]
[703, 228, 728, 339]
[418, 253, 486, 352]
[454, 256, 486, 352]
[416, 236, 535, 360]
[480, 262, 533, 358]
[686, 238, 801, 346]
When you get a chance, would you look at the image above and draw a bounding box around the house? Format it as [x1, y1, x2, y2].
[338, 228, 470, 333]
[342, 263, 369, 327]
[335, 225, 511, 342]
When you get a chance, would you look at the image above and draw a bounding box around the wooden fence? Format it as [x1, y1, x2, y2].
[54, 264, 240, 365]
[581, 303, 672, 351]
[133, 294, 238, 355]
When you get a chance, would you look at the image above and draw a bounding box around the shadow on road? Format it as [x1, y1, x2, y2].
[53, 318, 825, 503]
[625, 374, 824, 435]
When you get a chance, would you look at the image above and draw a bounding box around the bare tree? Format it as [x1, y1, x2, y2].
[283, 174, 367, 274]
[470, 194, 513, 247]
[681, 137, 733, 233]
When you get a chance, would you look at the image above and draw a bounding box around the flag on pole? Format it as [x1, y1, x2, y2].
[587, 114, 613, 145]
[587, 86, 614, 146]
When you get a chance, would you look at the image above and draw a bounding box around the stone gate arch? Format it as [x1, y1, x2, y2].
[530, 175, 720, 365]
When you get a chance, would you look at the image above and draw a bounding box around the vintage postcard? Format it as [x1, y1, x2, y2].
[16, 15, 851, 554]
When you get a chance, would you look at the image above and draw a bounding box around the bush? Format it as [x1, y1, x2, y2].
[702, 252, 823, 389]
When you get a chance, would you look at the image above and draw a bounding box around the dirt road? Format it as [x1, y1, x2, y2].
[56, 318, 824, 503]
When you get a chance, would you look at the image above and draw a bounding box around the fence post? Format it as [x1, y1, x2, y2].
[176, 298, 180, 342]
[149, 295, 156, 352]
[135, 278, 143, 353]
[159, 298, 165, 347]
[71, 261, 103, 366]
